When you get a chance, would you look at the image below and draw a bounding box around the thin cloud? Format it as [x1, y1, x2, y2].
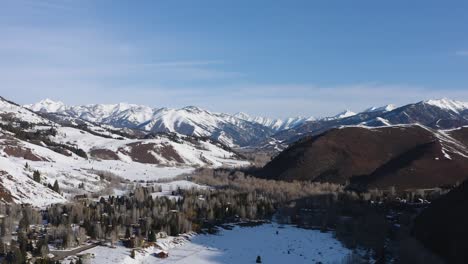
[14, 83, 468, 119]
[456, 50, 468, 56]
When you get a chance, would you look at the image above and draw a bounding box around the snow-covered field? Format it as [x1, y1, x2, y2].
[77, 223, 351, 264]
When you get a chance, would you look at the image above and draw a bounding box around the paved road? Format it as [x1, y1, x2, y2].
[50, 243, 99, 261]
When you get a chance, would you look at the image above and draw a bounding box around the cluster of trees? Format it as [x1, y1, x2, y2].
[44, 186, 276, 245]
[189, 168, 345, 203]
[0, 185, 276, 263]
[274, 186, 448, 264]
[0, 204, 50, 263]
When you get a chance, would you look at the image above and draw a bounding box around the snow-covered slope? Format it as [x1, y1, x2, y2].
[83, 223, 351, 264]
[0, 97, 251, 206]
[0, 123, 248, 206]
[1, 97, 52, 124]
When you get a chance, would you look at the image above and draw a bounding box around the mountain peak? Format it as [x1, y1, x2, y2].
[364, 104, 396, 113]
[233, 112, 251, 120]
[182, 105, 205, 112]
[27, 98, 66, 112]
[334, 110, 357, 119]
[424, 98, 468, 113]
[320, 110, 356, 121]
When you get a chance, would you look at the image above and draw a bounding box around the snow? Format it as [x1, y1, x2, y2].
[0, 156, 67, 206]
[151, 180, 207, 200]
[79, 224, 351, 264]
[233, 112, 312, 131]
[364, 104, 397, 113]
[375, 117, 392, 126]
[323, 110, 357, 121]
[25, 98, 66, 113]
[26, 100, 280, 147]
[163, 224, 350, 264]
[0, 121, 248, 206]
[52, 126, 248, 167]
[0, 98, 51, 124]
[424, 98, 468, 113]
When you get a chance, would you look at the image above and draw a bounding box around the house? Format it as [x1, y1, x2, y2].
[156, 231, 168, 239]
[77, 253, 95, 264]
[73, 194, 88, 200]
[155, 251, 169, 259]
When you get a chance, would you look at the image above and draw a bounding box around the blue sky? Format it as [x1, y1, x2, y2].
[1, 0, 468, 118]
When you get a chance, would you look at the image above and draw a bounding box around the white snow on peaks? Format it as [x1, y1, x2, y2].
[424, 98, 468, 113]
[26, 98, 66, 113]
[0, 97, 51, 124]
[233, 112, 313, 131]
[364, 104, 397, 113]
[26, 99, 155, 125]
[323, 110, 357, 121]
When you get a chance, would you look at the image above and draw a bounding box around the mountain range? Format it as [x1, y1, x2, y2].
[1, 95, 468, 205]
[26, 98, 468, 150]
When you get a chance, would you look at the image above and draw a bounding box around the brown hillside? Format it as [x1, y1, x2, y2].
[258, 125, 468, 189]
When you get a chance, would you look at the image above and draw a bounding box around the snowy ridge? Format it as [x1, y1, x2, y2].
[424, 98, 468, 113]
[26, 100, 272, 147]
[233, 112, 313, 131]
[322, 110, 357, 121]
[364, 104, 397, 113]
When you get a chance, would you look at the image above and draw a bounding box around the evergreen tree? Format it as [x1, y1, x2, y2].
[148, 230, 156, 242]
[53, 180, 60, 193]
[33, 170, 41, 183]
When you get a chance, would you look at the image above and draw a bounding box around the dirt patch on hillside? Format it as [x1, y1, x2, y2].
[90, 149, 120, 160]
[157, 144, 185, 163]
[0, 171, 15, 203]
[3, 146, 46, 161]
[123, 142, 160, 164]
[121, 142, 185, 164]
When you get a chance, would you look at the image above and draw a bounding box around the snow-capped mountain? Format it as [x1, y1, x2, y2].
[233, 112, 313, 131]
[262, 98, 468, 150]
[424, 98, 468, 113]
[26, 100, 154, 126]
[26, 100, 274, 147]
[26, 98, 468, 151]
